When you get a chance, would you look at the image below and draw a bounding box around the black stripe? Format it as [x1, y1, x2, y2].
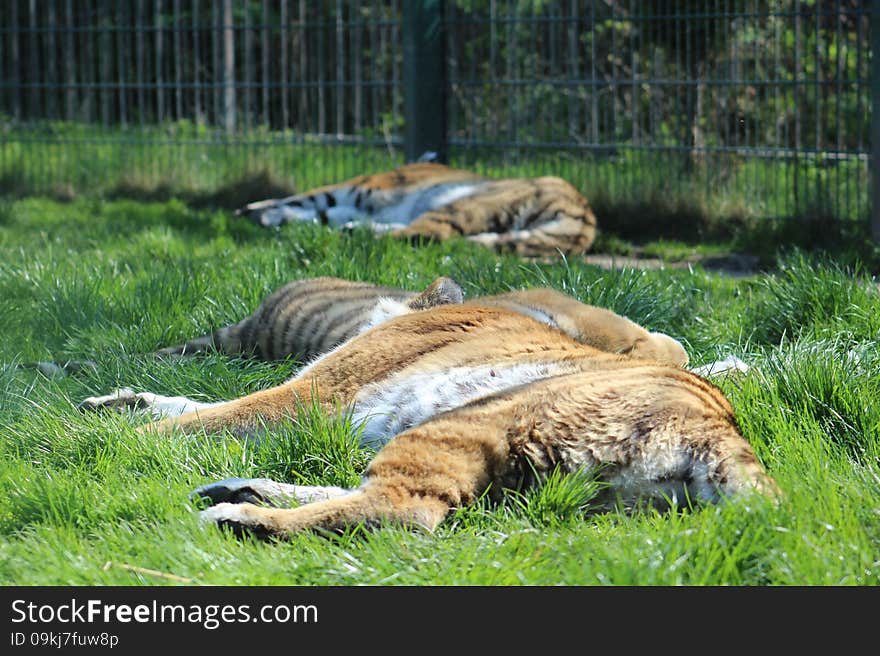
[319, 289, 410, 345]
[271, 289, 352, 360]
[273, 293, 348, 360]
[435, 208, 467, 235]
[273, 303, 306, 360]
[668, 370, 737, 423]
[258, 283, 316, 339]
[319, 303, 374, 350]
[259, 281, 347, 358]
[297, 287, 393, 357]
[488, 211, 506, 233]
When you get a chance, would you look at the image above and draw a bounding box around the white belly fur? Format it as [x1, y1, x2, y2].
[350, 361, 575, 448]
[366, 182, 482, 225]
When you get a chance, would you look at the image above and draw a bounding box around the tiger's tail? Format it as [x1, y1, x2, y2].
[154, 319, 253, 359]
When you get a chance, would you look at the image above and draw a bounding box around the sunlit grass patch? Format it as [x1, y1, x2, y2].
[0, 196, 877, 585]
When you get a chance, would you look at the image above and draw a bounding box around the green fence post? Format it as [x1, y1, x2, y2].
[403, 0, 447, 164]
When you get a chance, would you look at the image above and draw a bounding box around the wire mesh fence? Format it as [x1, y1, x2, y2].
[0, 0, 872, 225]
[445, 0, 872, 224]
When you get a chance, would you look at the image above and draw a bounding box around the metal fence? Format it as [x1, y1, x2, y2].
[0, 1, 874, 230]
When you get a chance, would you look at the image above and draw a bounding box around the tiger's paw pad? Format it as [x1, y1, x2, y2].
[191, 478, 273, 507]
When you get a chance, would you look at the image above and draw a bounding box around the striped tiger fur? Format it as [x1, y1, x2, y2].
[157, 276, 464, 362]
[236, 162, 598, 257]
[158, 278, 688, 368]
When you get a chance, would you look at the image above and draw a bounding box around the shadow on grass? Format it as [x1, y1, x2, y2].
[104, 168, 297, 211]
[591, 188, 879, 272]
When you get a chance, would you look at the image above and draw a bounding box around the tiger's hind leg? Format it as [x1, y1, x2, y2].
[198, 399, 510, 538]
[393, 210, 596, 257]
[466, 214, 597, 257]
[200, 488, 449, 538]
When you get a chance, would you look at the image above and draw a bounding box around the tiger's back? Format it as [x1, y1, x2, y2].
[468, 287, 689, 367]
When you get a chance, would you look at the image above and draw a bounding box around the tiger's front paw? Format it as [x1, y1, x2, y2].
[192, 478, 274, 507]
[78, 388, 149, 413]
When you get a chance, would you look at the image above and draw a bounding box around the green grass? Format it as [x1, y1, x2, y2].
[1, 196, 878, 586]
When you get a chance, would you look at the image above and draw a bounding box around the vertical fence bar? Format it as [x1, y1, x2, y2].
[192, 0, 201, 124]
[317, 6, 326, 135]
[336, 0, 344, 137]
[872, 0, 880, 241]
[260, 0, 269, 125]
[403, 0, 447, 163]
[27, 0, 38, 118]
[136, 0, 145, 124]
[116, 2, 127, 126]
[298, 0, 308, 131]
[174, 0, 182, 121]
[85, 0, 96, 121]
[99, 0, 110, 124]
[211, 1, 219, 125]
[353, 7, 363, 133]
[47, 1, 57, 120]
[243, 0, 253, 129]
[156, 0, 164, 123]
[371, 0, 381, 146]
[280, 0, 290, 130]
[222, 0, 235, 133]
[10, 0, 21, 120]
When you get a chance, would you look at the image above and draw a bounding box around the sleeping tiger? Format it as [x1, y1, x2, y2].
[236, 162, 598, 257]
[81, 295, 777, 538]
[153, 277, 688, 369]
[36, 275, 745, 384]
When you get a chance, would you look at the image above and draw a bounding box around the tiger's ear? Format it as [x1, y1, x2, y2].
[406, 277, 464, 310]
